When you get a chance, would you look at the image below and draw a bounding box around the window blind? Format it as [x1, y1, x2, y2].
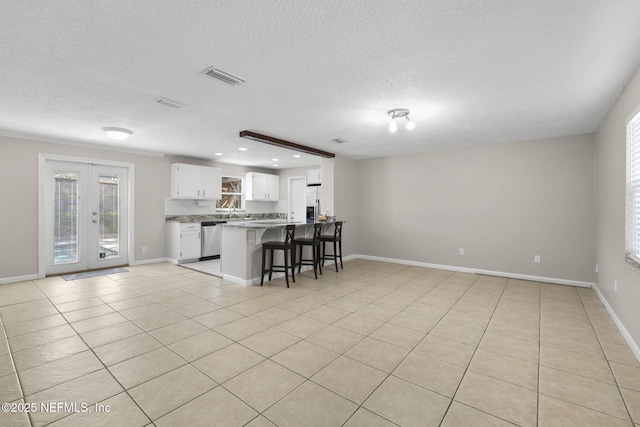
[626, 111, 640, 266]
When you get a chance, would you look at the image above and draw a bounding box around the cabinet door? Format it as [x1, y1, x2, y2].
[172, 164, 202, 198]
[250, 173, 268, 200]
[267, 174, 279, 200]
[180, 229, 201, 260]
[202, 167, 221, 199]
[307, 169, 322, 185]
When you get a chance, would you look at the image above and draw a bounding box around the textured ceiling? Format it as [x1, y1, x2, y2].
[2, 0, 640, 168]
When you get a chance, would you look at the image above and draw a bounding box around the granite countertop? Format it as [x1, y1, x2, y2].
[165, 214, 284, 223]
[221, 220, 339, 229]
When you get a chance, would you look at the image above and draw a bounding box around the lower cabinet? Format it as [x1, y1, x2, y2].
[166, 222, 201, 262]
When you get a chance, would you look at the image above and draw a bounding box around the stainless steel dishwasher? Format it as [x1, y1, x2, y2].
[200, 221, 226, 260]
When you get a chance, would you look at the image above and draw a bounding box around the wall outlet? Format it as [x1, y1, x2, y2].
[142, 246, 148, 254]
[614, 280, 617, 292]
[595, 263, 599, 273]
[459, 248, 465, 255]
[534, 255, 541, 263]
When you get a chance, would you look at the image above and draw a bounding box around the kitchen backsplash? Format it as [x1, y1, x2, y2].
[165, 198, 287, 216]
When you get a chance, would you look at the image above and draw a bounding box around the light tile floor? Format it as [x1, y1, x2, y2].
[0, 260, 639, 426]
[181, 259, 222, 277]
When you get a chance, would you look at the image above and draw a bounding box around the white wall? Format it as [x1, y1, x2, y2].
[595, 66, 640, 349]
[355, 134, 596, 284]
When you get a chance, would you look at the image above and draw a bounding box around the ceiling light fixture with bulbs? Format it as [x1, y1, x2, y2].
[103, 127, 133, 141]
[387, 109, 415, 132]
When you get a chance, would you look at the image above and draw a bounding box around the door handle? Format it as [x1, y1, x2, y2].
[92, 219, 98, 223]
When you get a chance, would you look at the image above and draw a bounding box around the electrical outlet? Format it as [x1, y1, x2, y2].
[142, 246, 148, 254]
[595, 263, 599, 273]
[459, 248, 465, 255]
[614, 280, 617, 292]
[534, 255, 541, 263]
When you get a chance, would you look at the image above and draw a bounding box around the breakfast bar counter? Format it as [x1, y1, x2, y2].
[219, 220, 338, 285]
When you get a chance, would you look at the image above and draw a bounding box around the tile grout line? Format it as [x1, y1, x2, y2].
[0, 310, 34, 427]
[434, 275, 512, 427]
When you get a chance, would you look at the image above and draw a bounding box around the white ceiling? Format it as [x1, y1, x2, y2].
[2, 1, 640, 169]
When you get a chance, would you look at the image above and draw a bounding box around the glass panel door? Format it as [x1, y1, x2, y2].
[53, 171, 80, 264]
[44, 160, 129, 275]
[98, 174, 120, 259]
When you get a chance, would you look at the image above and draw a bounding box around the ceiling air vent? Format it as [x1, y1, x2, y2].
[203, 66, 246, 86]
[155, 97, 184, 108]
[332, 138, 348, 144]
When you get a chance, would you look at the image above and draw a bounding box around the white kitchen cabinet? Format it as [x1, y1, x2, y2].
[171, 163, 221, 199]
[166, 222, 201, 262]
[201, 166, 221, 199]
[307, 168, 322, 185]
[246, 172, 279, 201]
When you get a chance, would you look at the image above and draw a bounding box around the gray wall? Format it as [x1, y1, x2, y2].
[355, 134, 596, 283]
[333, 155, 358, 257]
[0, 136, 288, 280]
[595, 66, 640, 347]
[0, 136, 171, 279]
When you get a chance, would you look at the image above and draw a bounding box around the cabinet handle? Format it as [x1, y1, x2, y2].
[198, 190, 201, 197]
[203, 190, 205, 197]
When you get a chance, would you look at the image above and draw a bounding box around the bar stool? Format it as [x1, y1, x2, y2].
[321, 221, 343, 272]
[294, 223, 322, 279]
[261, 224, 296, 288]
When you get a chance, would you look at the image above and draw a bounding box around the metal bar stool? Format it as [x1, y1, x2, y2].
[261, 224, 296, 288]
[321, 221, 343, 272]
[294, 223, 322, 279]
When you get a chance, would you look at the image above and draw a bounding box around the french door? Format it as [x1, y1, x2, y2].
[43, 160, 129, 275]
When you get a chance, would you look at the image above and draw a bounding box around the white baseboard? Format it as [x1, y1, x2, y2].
[223, 263, 328, 287]
[352, 254, 594, 288]
[0, 273, 39, 285]
[592, 284, 640, 363]
[132, 257, 172, 266]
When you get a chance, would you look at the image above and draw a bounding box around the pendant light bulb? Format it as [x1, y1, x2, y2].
[405, 117, 415, 130]
[389, 119, 398, 133]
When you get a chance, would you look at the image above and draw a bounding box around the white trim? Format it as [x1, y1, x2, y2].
[131, 257, 172, 266]
[0, 274, 39, 285]
[352, 254, 594, 288]
[0, 129, 165, 158]
[38, 153, 136, 278]
[592, 284, 640, 363]
[223, 273, 258, 286]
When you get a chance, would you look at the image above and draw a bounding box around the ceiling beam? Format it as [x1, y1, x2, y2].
[239, 130, 335, 158]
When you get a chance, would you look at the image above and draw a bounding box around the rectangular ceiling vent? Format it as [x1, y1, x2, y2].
[155, 97, 184, 108]
[203, 66, 246, 86]
[332, 138, 348, 144]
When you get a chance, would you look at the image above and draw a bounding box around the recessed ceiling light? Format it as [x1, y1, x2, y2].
[238, 147, 248, 151]
[293, 154, 301, 158]
[103, 127, 133, 141]
[214, 152, 223, 156]
[273, 164, 279, 167]
[271, 158, 279, 161]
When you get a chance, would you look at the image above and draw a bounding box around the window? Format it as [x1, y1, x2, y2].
[217, 176, 243, 210]
[626, 110, 640, 267]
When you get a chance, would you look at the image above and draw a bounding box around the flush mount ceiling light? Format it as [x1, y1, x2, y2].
[103, 127, 133, 141]
[388, 109, 415, 132]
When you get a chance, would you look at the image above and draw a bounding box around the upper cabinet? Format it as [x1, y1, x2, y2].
[307, 168, 322, 185]
[245, 172, 279, 201]
[171, 163, 221, 199]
